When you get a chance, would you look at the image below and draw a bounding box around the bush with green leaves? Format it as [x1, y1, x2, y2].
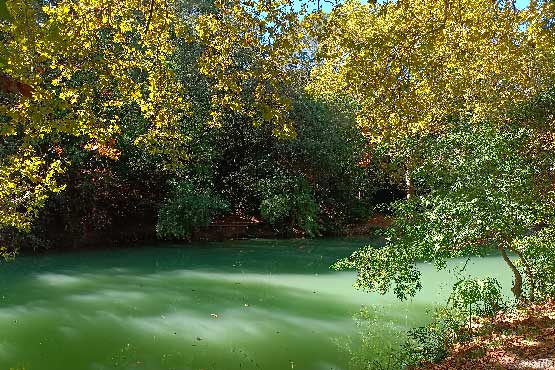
[156, 181, 229, 240]
[397, 279, 506, 368]
[398, 306, 470, 369]
[346, 276, 506, 370]
[258, 175, 321, 236]
[512, 227, 555, 302]
[345, 304, 470, 370]
[401, 326, 449, 367]
[343, 306, 406, 370]
[448, 277, 503, 318]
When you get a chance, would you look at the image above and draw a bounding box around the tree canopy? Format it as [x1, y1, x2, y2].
[1, 0, 190, 232]
[1, 0, 555, 312]
[308, 0, 554, 143]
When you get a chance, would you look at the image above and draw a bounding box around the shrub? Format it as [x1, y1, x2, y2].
[513, 227, 555, 302]
[448, 277, 503, 318]
[258, 175, 321, 236]
[343, 307, 405, 370]
[156, 181, 229, 240]
[399, 306, 468, 368]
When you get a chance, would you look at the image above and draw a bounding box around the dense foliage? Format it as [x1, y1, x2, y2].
[0, 0, 383, 254]
[0, 0, 190, 234]
[330, 1, 555, 305]
[335, 119, 555, 300]
[157, 181, 229, 240]
[2, 0, 555, 368]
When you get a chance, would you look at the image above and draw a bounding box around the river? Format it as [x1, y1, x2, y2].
[0, 237, 511, 370]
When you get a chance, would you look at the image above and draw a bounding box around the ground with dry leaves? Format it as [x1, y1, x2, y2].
[420, 301, 555, 370]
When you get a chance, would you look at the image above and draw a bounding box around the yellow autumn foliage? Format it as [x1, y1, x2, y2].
[307, 0, 555, 143]
[194, 0, 308, 138]
[0, 0, 189, 230]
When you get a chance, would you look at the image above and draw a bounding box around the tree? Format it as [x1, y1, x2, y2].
[0, 0, 189, 238]
[194, 0, 308, 137]
[334, 116, 555, 303]
[306, 0, 555, 304]
[169, 0, 377, 238]
[307, 0, 554, 196]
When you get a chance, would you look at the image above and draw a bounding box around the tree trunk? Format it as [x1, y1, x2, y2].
[507, 244, 535, 303]
[499, 243, 524, 303]
[405, 169, 415, 199]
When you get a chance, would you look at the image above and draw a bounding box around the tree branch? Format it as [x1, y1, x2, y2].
[144, 0, 155, 33]
[507, 244, 535, 303]
[499, 243, 524, 303]
[0, 72, 32, 97]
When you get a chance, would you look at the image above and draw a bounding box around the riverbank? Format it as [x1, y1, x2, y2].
[420, 300, 555, 370]
[192, 214, 391, 241]
[8, 212, 387, 256]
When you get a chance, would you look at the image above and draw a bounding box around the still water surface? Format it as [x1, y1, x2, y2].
[0, 238, 511, 370]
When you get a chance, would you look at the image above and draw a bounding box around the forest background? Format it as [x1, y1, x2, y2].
[2, 0, 555, 367]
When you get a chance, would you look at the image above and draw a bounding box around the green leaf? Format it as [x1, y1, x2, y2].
[0, 0, 12, 21]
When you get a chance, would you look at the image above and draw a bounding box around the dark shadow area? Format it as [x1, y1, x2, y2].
[2, 236, 383, 277]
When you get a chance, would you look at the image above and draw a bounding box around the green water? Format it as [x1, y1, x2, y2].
[0, 238, 511, 370]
